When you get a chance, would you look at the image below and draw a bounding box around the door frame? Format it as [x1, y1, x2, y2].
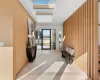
[41, 29, 51, 50]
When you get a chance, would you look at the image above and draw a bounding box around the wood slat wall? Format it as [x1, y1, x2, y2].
[13, 0, 36, 79]
[63, 0, 98, 80]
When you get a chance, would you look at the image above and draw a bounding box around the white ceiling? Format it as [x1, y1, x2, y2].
[37, 15, 52, 23]
[37, 0, 87, 26]
[19, 0, 87, 26]
[19, 0, 37, 22]
[52, 0, 87, 26]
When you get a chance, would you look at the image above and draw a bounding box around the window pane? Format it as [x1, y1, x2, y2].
[33, 0, 55, 4]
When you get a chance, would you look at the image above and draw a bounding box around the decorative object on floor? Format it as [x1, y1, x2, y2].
[26, 18, 37, 62]
[26, 45, 37, 62]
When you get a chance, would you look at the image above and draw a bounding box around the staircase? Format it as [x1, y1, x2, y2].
[98, 46, 100, 79]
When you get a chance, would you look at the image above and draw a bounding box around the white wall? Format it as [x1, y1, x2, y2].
[52, 0, 86, 26]
[56, 29, 60, 50]
[19, 0, 37, 22]
[36, 26, 62, 29]
[0, 47, 13, 80]
[98, 2, 100, 45]
[37, 15, 52, 23]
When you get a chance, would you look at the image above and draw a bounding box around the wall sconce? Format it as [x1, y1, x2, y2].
[63, 36, 66, 42]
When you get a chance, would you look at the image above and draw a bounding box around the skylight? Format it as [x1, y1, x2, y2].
[33, 0, 55, 4]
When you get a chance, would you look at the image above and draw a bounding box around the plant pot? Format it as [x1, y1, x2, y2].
[26, 46, 37, 62]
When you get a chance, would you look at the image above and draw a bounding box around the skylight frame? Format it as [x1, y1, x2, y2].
[33, 0, 55, 5]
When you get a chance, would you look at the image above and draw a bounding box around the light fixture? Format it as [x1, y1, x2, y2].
[63, 36, 66, 42]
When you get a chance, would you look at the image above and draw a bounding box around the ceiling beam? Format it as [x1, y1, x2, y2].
[34, 4, 54, 9]
[36, 11, 53, 15]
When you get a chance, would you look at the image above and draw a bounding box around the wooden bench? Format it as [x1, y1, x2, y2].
[61, 47, 74, 63]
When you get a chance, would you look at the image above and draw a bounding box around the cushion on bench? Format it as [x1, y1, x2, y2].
[65, 47, 74, 56]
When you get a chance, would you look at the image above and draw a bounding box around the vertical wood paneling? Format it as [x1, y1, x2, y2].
[90, 0, 93, 78]
[83, 4, 85, 72]
[63, 0, 98, 79]
[85, 1, 88, 74]
[13, 0, 36, 78]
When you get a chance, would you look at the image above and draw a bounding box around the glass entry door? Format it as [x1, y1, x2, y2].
[42, 29, 51, 50]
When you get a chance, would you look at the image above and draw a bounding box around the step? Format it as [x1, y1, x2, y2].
[99, 55, 100, 60]
[98, 64, 100, 72]
[99, 72, 100, 76]
[99, 61, 100, 64]
[98, 72, 100, 80]
[99, 54, 100, 57]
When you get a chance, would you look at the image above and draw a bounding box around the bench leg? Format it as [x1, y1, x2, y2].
[69, 57, 73, 64]
[62, 54, 65, 57]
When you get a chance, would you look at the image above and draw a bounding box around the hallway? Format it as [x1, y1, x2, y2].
[0, 0, 98, 80]
[16, 50, 90, 80]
